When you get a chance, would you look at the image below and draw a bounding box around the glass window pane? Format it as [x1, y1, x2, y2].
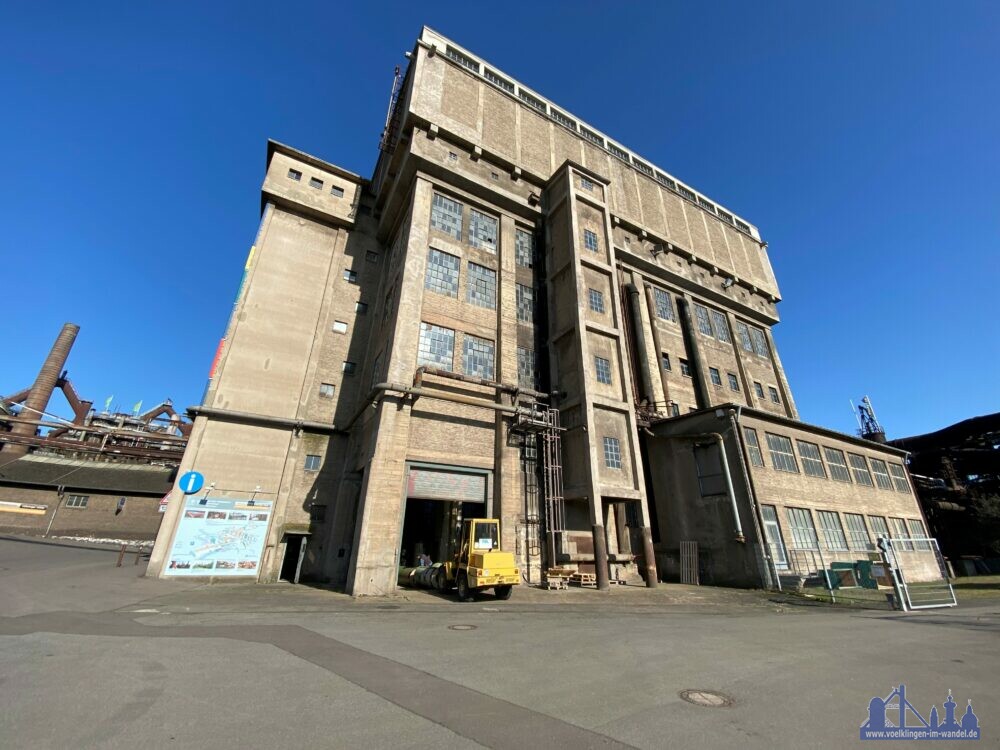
[430, 193, 463, 239]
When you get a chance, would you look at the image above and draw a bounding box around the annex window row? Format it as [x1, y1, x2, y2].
[770, 506, 930, 555]
[746, 428, 911, 492]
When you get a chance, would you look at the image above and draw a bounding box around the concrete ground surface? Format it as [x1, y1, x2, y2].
[1, 536, 997, 749]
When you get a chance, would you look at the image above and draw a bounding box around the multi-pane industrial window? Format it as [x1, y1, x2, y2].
[468, 209, 498, 252]
[580, 177, 595, 191]
[750, 327, 769, 357]
[462, 335, 495, 380]
[786, 507, 819, 549]
[889, 517, 914, 551]
[709, 367, 722, 386]
[343, 269, 358, 283]
[743, 428, 764, 467]
[425, 248, 460, 297]
[287, 169, 301, 181]
[580, 126, 604, 146]
[515, 284, 535, 323]
[694, 443, 726, 496]
[417, 323, 455, 370]
[694, 304, 713, 336]
[583, 229, 599, 252]
[515, 229, 535, 268]
[869, 458, 893, 490]
[907, 519, 931, 550]
[608, 143, 630, 162]
[366, 251, 379, 263]
[848, 453, 874, 486]
[766, 433, 799, 473]
[823, 447, 852, 482]
[519, 89, 547, 113]
[551, 109, 576, 130]
[656, 172, 677, 190]
[304, 454, 322, 471]
[679, 358, 691, 377]
[727, 373, 740, 391]
[797, 441, 827, 478]
[761, 505, 788, 569]
[594, 356, 612, 384]
[868, 515, 890, 543]
[698, 196, 716, 214]
[309, 177, 323, 190]
[588, 288, 605, 313]
[517, 347, 539, 390]
[754, 382, 765, 399]
[603, 436, 622, 469]
[66, 494, 89, 508]
[430, 193, 463, 239]
[342, 361, 356, 375]
[484, 68, 514, 93]
[677, 184, 697, 203]
[466, 263, 496, 309]
[319, 383, 336, 398]
[888, 463, 911, 493]
[817, 511, 849, 551]
[652, 288, 675, 321]
[844, 513, 872, 551]
[736, 322, 754, 352]
[445, 46, 479, 72]
[661, 352, 671, 371]
[768, 386, 780, 404]
[330, 185, 344, 198]
[710, 310, 731, 343]
[736, 219, 752, 234]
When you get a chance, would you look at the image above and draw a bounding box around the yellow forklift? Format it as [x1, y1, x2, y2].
[403, 518, 520, 600]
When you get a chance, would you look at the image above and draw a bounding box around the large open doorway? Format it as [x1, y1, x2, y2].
[280, 534, 308, 583]
[399, 499, 481, 568]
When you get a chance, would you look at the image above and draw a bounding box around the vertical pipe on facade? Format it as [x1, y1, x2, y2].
[624, 282, 654, 405]
[6, 323, 79, 456]
[676, 297, 710, 409]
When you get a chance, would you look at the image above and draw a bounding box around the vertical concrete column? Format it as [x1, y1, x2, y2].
[677, 295, 711, 409]
[726, 310, 756, 409]
[644, 284, 673, 408]
[764, 328, 798, 419]
[495, 214, 521, 561]
[347, 178, 433, 595]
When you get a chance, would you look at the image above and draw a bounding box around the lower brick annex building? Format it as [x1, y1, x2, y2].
[149, 27, 936, 594]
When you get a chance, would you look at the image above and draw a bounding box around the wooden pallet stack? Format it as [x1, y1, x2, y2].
[568, 571, 597, 588]
[542, 567, 574, 590]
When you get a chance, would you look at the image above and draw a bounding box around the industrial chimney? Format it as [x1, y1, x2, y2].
[4, 322, 79, 457]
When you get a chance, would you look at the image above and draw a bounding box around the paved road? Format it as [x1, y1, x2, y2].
[1, 536, 996, 749]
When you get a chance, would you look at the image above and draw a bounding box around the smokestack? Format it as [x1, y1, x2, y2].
[5, 323, 79, 455]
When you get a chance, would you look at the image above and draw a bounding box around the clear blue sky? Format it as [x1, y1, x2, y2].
[3, 2, 997, 439]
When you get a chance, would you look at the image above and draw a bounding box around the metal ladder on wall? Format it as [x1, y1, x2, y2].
[514, 404, 565, 575]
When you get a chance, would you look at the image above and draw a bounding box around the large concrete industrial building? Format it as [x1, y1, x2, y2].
[149, 27, 937, 594]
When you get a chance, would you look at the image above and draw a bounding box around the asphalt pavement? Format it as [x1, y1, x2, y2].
[1, 535, 996, 749]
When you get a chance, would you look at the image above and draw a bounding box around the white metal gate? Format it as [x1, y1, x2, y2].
[880, 536, 957, 611]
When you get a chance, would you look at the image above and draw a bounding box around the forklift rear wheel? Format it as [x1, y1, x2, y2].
[494, 585, 513, 600]
[433, 567, 446, 591]
[456, 572, 474, 602]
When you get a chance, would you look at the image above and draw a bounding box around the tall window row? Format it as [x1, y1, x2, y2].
[761, 504, 931, 565]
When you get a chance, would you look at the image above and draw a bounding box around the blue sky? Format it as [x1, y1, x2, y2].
[2, 2, 997, 438]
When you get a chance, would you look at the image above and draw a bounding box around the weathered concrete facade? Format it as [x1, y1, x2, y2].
[149, 27, 930, 592]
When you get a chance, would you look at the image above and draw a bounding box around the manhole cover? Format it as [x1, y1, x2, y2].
[448, 624, 477, 631]
[679, 689, 734, 708]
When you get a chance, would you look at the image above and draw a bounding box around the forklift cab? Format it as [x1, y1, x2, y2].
[453, 518, 519, 601]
